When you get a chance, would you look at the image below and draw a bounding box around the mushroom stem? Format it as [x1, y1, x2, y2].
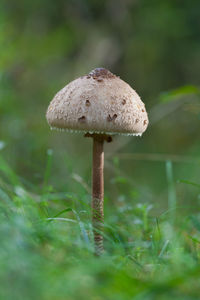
[92, 135, 104, 256]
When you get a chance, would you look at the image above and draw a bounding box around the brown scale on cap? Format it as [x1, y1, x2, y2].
[85, 100, 91, 106]
[122, 99, 126, 105]
[107, 114, 117, 122]
[143, 120, 148, 125]
[78, 116, 86, 123]
[89, 68, 116, 79]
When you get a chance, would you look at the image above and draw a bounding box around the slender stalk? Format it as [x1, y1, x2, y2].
[92, 135, 104, 256]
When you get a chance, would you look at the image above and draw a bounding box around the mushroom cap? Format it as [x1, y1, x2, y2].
[46, 68, 149, 136]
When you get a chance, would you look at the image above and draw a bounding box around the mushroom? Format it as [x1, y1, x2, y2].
[46, 68, 149, 256]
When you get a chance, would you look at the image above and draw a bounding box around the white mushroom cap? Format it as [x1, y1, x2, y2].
[46, 68, 149, 136]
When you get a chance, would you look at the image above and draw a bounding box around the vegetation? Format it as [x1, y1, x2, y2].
[0, 0, 200, 299]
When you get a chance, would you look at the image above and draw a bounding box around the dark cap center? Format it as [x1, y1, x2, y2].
[89, 68, 116, 78]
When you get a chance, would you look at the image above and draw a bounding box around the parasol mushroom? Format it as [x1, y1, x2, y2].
[46, 68, 149, 256]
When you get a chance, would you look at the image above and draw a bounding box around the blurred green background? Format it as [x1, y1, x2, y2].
[0, 0, 200, 299]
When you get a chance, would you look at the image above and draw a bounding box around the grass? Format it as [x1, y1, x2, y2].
[0, 152, 200, 300]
